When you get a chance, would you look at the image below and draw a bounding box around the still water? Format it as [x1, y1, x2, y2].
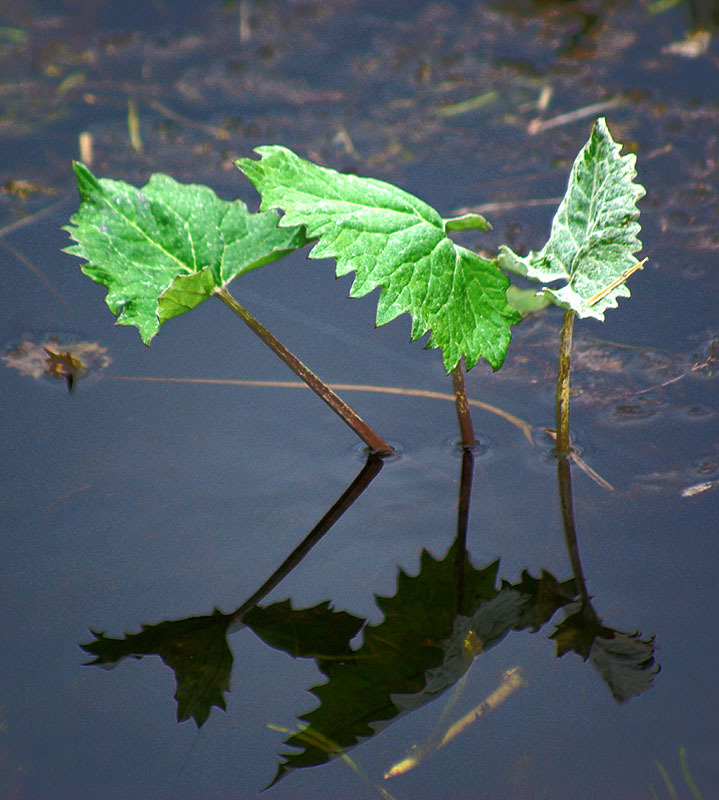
[1, 1, 718, 797]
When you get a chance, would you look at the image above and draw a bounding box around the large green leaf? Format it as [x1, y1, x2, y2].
[236, 147, 520, 371]
[498, 118, 645, 319]
[63, 163, 306, 343]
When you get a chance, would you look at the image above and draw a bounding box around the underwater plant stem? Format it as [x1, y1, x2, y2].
[215, 287, 394, 455]
[231, 454, 384, 625]
[451, 361, 477, 448]
[555, 310, 575, 457]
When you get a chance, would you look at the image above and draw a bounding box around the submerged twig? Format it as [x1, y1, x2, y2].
[528, 98, 623, 135]
[1, 239, 72, 311]
[587, 258, 647, 307]
[106, 375, 535, 443]
[147, 98, 229, 140]
[0, 199, 65, 239]
[384, 667, 526, 778]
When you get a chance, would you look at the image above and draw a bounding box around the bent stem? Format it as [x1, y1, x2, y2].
[215, 287, 394, 456]
[451, 360, 477, 449]
[556, 310, 575, 457]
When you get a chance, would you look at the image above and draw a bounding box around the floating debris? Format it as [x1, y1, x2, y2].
[3, 337, 111, 392]
[681, 481, 719, 498]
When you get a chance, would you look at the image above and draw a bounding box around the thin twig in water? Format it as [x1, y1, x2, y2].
[528, 98, 623, 135]
[148, 99, 230, 139]
[106, 375, 535, 443]
[460, 197, 563, 215]
[1, 239, 72, 311]
[0, 199, 65, 239]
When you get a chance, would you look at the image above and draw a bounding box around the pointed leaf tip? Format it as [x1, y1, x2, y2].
[64, 166, 306, 343]
[71, 160, 101, 200]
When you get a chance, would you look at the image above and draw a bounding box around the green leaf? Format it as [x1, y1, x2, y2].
[63, 162, 306, 343]
[505, 285, 553, 317]
[236, 147, 520, 371]
[443, 212, 492, 232]
[80, 610, 233, 727]
[498, 118, 645, 319]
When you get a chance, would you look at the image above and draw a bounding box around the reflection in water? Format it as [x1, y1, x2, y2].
[385, 666, 526, 779]
[80, 434, 658, 789]
[82, 453, 384, 726]
[553, 453, 658, 702]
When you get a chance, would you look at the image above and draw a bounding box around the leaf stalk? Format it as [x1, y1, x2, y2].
[555, 310, 574, 457]
[215, 287, 394, 455]
[451, 361, 477, 449]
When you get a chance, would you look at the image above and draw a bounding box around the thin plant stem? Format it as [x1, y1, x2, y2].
[556, 455, 589, 603]
[230, 454, 384, 625]
[215, 287, 393, 455]
[556, 310, 575, 457]
[451, 360, 477, 448]
[555, 310, 589, 602]
[455, 447, 474, 615]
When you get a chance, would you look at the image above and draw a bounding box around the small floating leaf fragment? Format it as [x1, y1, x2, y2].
[43, 347, 83, 392]
[436, 90, 498, 117]
[681, 481, 719, 498]
[663, 29, 712, 58]
[3, 337, 111, 390]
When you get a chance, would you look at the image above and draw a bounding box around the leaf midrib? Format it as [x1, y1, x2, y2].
[95, 181, 202, 277]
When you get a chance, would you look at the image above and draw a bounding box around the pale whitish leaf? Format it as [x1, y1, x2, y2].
[498, 118, 645, 319]
[63, 163, 306, 343]
[236, 147, 520, 371]
[590, 631, 658, 703]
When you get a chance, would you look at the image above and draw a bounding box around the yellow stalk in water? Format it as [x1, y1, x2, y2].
[384, 667, 526, 779]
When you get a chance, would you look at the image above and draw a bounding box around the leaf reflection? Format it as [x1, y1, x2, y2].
[80, 443, 658, 788]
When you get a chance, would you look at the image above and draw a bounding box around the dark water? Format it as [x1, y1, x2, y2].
[2, 1, 718, 798]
